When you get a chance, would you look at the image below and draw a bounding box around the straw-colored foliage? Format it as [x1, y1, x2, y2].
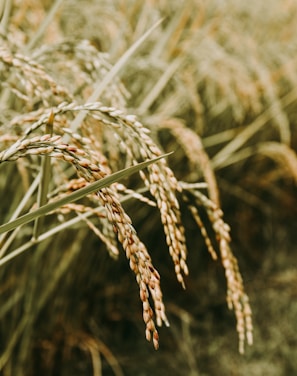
[0, 0, 296, 374]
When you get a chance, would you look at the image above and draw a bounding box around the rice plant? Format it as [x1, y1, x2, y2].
[1, 0, 297, 374]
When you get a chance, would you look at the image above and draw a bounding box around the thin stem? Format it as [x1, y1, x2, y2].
[0, 229, 85, 371]
[212, 87, 297, 169]
[138, 57, 184, 114]
[0, 0, 11, 33]
[24, 0, 65, 52]
[0, 173, 40, 257]
[33, 112, 54, 239]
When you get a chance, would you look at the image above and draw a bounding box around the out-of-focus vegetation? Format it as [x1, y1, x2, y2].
[0, 1, 297, 375]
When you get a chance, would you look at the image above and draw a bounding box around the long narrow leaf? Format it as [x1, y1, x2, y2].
[70, 18, 163, 132]
[0, 153, 171, 234]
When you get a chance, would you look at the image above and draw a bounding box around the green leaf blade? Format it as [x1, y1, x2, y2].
[0, 153, 172, 234]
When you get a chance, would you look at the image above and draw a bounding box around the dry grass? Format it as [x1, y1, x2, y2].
[0, 0, 297, 375]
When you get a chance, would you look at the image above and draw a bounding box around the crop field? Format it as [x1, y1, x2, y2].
[0, 1, 296, 375]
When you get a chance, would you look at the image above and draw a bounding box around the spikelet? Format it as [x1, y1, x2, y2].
[182, 186, 253, 353]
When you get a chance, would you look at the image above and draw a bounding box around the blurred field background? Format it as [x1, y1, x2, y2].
[0, 0, 297, 375]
